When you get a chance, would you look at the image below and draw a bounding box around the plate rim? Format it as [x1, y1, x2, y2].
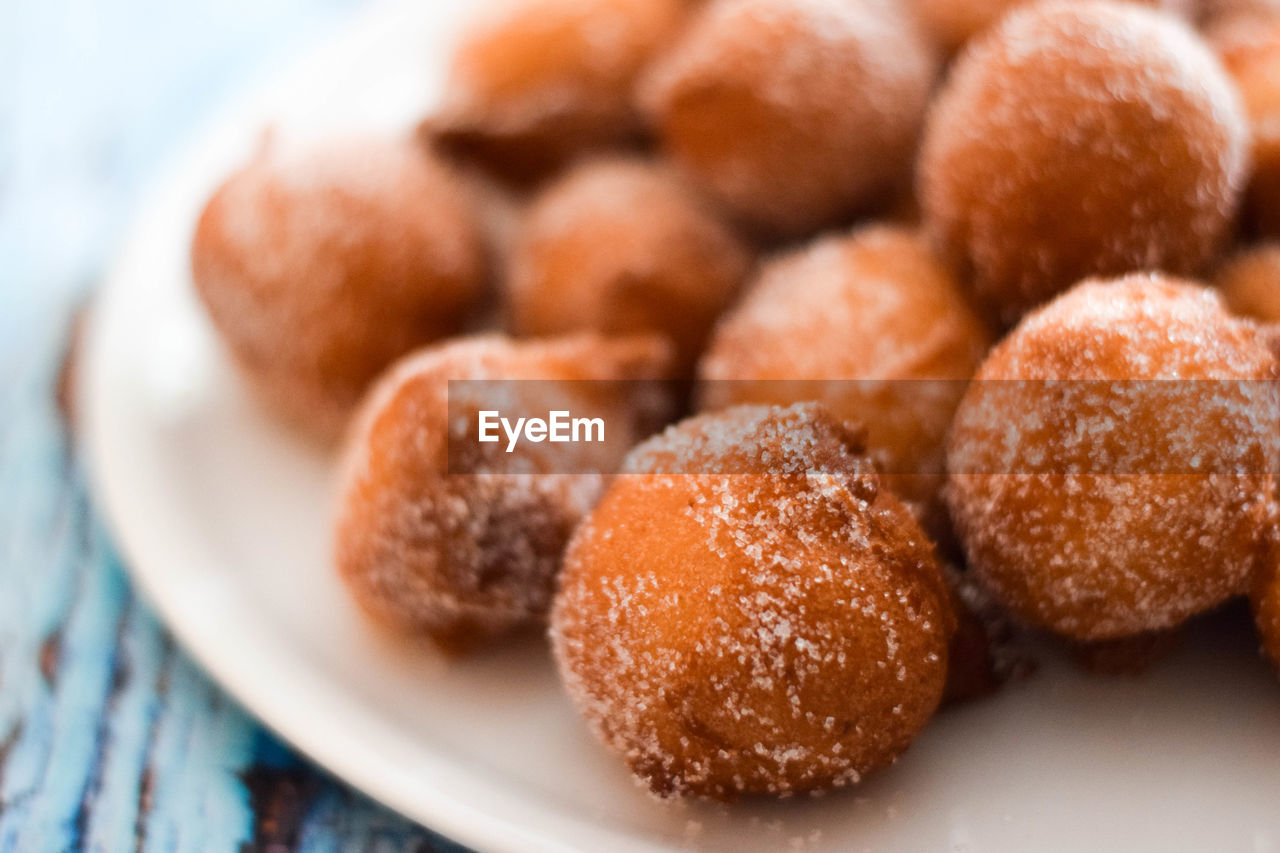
[76, 4, 671, 851]
[77, 3, 1280, 851]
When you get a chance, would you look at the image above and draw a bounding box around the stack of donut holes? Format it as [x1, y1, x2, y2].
[191, 0, 1280, 801]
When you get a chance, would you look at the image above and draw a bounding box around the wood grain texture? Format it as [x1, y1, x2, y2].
[0, 320, 465, 852]
[0, 0, 471, 847]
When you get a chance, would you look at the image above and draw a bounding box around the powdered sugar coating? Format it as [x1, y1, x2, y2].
[946, 274, 1280, 640]
[508, 157, 753, 373]
[640, 0, 939, 235]
[433, 0, 687, 180]
[191, 134, 487, 442]
[335, 333, 672, 651]
[697, 225, 991, 514]
[919, 1, 1249, 324]
[551, 403, 953, 799]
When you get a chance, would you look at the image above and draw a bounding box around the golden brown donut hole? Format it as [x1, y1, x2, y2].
[432, 0, 689, 182]
[947, 274, 1280, 641]
[919, 1, 1249, 325]
[552, 403, 954, 799]
[191, 134, 487, 442]
[335, 333, 672, 652]
[640, 0, 939, 237]
[507, 157, 752, 374]
[698, 225, 991, 523]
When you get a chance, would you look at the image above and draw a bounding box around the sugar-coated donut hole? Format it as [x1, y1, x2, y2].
[947, 273, 1280, 641]
[697, 225, 991, 532]
[640, 0, 939, 236]
[919, 1, 1249, 325]
[551, 403, 954, 799]
[191, 134, 488, 442]
[432, 0, 689, 183]
[507, 157, 753, 374]
[334, 333, 673, 652]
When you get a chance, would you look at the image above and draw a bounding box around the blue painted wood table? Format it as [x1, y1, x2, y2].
[0, 1, 466, 849]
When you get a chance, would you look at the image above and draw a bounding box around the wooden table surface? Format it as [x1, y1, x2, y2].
[0, 1, 466, 849]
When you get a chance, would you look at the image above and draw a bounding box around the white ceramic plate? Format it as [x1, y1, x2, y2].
[82, 3, 1280, 851]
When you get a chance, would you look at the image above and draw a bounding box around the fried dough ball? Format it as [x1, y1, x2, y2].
[335, 334, 672, 652]
[1215, 243, 1280, 322]
[432, 0, 688, 182]
[640, 0, 938, 236]
[551, 403, 954, 799]
[947, 274, 1280, 641]
[508, 158, 752, 373]
[910, 0, 1190, 56]
[191, 135, 486, 442]
[698, 226, 991, 521]
[1211, 13, 1280, 238]
[919, 1, 1249, 325]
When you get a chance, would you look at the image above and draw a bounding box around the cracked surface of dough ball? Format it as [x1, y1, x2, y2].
[552, 403, 953, 799]
[433, 0, 688, 181]
[508, 158, 752, 373]
[1215, 243, 1280, 322]
[641, 0, 938, 236]
[192, 135, 487, 442]
[947, 274, 1280, 641]
[336, 334, 672, 651]
[698, 225, 991, 517]
[920, 1, 1249, 325]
